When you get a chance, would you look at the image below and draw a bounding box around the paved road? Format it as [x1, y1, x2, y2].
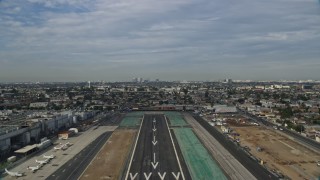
[47, 132, 112, 180]
[238, 108, 320, 151]
[193, 115, 278, 180]
[125, 114, 190, 180]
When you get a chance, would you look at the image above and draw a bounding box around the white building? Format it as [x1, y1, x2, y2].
[29, 102, 48, 108]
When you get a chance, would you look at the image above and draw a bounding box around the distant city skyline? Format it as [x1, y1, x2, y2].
[1, 0, 320, 82]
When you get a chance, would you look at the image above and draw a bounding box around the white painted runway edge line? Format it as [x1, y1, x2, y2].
[125, 115, 145, 180]
[165, 116, 185, 180]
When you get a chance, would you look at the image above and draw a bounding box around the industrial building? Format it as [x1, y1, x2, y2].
[0, 111, 95, 160]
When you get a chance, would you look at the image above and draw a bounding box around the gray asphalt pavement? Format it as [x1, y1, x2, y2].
[125, 114, 191, 180]
[47, 132, 112, 180]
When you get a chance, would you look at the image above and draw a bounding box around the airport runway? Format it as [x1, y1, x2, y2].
[47, 132, 112, 180]
[125, 114, 191, 180]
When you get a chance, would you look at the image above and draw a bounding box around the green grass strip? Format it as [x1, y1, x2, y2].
[119, 113, 143, 127]
[164, 112, 188, 126]
[174, 128, 227, 180]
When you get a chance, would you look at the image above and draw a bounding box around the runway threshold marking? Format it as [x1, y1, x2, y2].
[125, 115, 145, 180]
[144, 172, 152, 180]
[129, 172, 138, 180]
[172, 172, 181, 180]
[158, 172, 167, 180]
[165, 116, 185, 180]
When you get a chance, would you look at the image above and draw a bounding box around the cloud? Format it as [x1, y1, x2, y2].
[0, 0, 320, 81]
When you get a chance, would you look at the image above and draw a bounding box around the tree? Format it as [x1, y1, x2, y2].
[297, 94, 309, 101]
[294, 125, 305, 133]
[182, 88, 189, 96]
[205, 91, 209, 98]
[273, 93, 280, 99]
[280, 106, 293, 119]
[313, 120, 320, 125]
[238, 98, 245, 104]
[137, 87, 145, 91]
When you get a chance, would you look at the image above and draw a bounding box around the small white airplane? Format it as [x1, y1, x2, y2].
[54, 146, 62, 150]
[4, 168, 23, 177]
[59, 136, 68, 140]
[43, 154, 55, 159]
[61, 144, 68, 150]
[35, 159, 49, 165]
[65, 142, 73, 146]
[27, 165, 40, 173]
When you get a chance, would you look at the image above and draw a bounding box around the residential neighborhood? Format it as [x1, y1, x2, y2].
[0, 80, 320, 179]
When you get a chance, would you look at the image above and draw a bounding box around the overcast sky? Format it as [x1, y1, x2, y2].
[0, 0, 320, 82]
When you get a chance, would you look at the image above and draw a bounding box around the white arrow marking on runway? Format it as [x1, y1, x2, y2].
[152, 135, 158, 145]
[158, 172, 167, 180]
[153, 118, 156, 123]
[151, 153, 159, 169]
[144, 172, 152, 180]
[172, 172, 180, 180]
[151, 162, 158, 169]
[152, 141, 157, 146]
[129, 173, 138, 180]
[152, 124, 156, 131]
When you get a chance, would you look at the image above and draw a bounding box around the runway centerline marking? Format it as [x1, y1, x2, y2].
[152, 134, 158, 146]
[151, 152, 159, 169]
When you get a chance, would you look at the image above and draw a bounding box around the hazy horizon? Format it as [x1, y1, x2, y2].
[1, 0, 320, 82]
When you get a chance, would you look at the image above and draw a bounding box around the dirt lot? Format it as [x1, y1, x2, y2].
[231, 126, 320, 179]
[79, 129, 137, 180]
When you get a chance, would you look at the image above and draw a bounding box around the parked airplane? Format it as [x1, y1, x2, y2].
[54, 145, 62, 151]
[65, 142, 73, 146]
[4, 168, 23, 177]
[61, 144, 68, 150]
[27, 166, 40, 173]
[35, 159, 49, 165]
[62, 142, 73, 150]
[59, 136, 68, 140]
[43, 154, 55, 159]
